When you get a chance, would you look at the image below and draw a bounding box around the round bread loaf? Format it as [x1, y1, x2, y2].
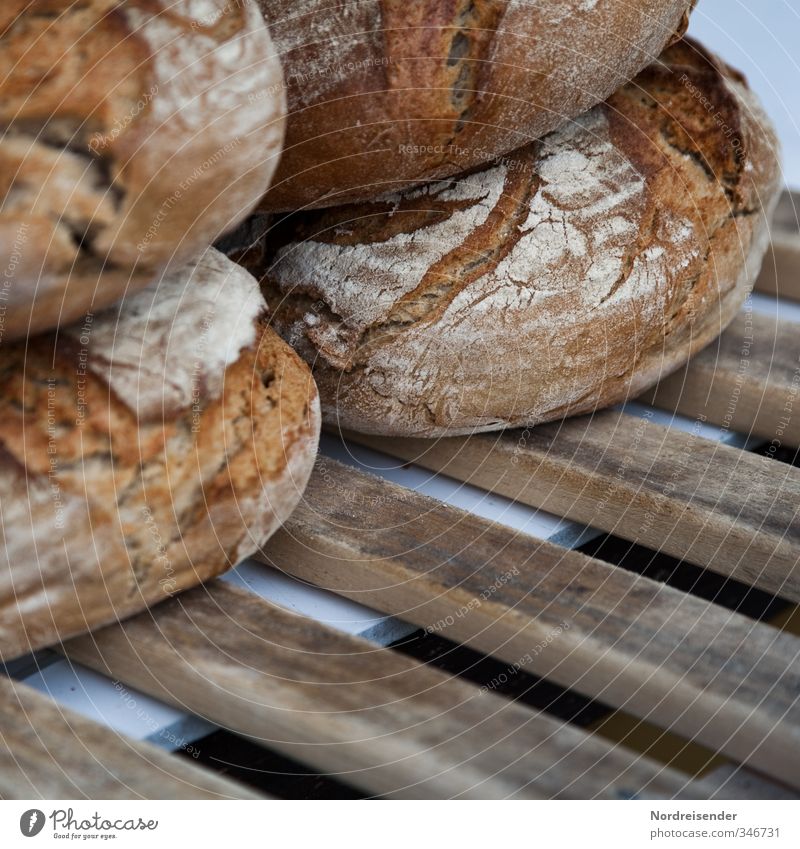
[0, 0, 285, 340]
[257, 0, 695, 210]
[0, 249, 319, 661]
[247, 39, 782, 438]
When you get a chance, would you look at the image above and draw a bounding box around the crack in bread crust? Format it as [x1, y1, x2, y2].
[0, 249, 319, 660]
[248, 38, 781, 438]
[257, 0, 696, 210]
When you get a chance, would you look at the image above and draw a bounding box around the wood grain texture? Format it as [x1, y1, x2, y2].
[702, 764, 797, 800]
[65, 582, 702, 800]
[258, 459, 800, 789]
[0, 675, 257, 799]
[643, 310, 800, 446]
[755, 189, 800, 302]
[754, 231, 800, 302]
[346, 408, 800, 601]
[769, 189, 800, 234]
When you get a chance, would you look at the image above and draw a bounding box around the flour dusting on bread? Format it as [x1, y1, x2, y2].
[254, 39, 782, 437]
[67, 251, 265, 421]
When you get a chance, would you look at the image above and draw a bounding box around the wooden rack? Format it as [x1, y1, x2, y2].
[2, 192, 799, 801]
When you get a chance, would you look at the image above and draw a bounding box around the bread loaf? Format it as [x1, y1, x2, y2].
[0, 249, 320, 660]
[247, 39, 781, 438]
[0, 0, 285, 340]
[257, 0, 695, 210]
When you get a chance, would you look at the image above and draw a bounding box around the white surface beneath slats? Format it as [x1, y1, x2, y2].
[3, 307, 778, 749]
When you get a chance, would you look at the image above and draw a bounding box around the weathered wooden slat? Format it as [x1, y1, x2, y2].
[258, 459, 800, 789]
[643, 310, 800, 446]
[770, 189, 800, 235]
[756, 187, 800, 301]
[754, 231, 800, 302]
[702, 764, 798, 800]
[346, 409, 800, 601]
[755, 190, 800, 301]
[65, 582, 702, 800]
[0, 675, 257, 799]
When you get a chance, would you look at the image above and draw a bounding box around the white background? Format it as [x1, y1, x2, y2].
[689, 0, 800, 188]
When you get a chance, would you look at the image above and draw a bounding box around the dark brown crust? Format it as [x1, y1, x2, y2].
[258, 0, 694, 210]
[0, 262, 319, 660]
[248, 39, 782, 438]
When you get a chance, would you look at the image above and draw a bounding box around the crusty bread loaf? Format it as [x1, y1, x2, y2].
[257, 0, 695, 210]
[0, 249, 320, 661]
[246, 39, 781, 438]
[0, 0, 285, 340]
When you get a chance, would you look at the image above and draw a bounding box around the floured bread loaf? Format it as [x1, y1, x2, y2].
[0, 0, 285, 339]
[257, 0, 695, 210]
[247, 39, 781, 437]
[0, 249, 320, 660]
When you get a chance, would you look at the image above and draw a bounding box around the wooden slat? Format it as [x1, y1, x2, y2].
[703, 764, 797, 800]
[259, 459, 800, 789]
[769, 189, 800, 235]
[0, 675, 257, 799]
[64, 582, 703, 800]
[644, 311, 800, 445]
[755, 190, 800, 301]
[346, 409, 800, 601]
[754, 230, 800, 302]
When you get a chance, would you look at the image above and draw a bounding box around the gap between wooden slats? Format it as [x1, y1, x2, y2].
[257, 458, 800, 790]
[63, 582, 704, 800]
[0, 675, 257, 799]
[344, 409, 800, 601]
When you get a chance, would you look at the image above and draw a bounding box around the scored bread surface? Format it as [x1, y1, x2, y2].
[252, 39, 782, 437]
[0, 250, 319, 660]
[258, 0, 696, 209]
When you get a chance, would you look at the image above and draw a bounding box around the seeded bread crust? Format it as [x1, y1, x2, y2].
[0, 0, 286, 339]
[257, 0, 695, 210]
[0, 249, 320, 660]
[248, 39, 781, 438]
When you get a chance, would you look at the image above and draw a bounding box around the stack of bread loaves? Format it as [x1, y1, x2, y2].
[0, 1, 319, 659]
[0, 1, 784, 659]
[237, 1, 782, 437]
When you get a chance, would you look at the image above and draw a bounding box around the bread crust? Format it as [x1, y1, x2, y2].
[0, 249, 320, 660]
[251, 39, 781, 438]
[257, 0, 695, 210]
[0, 0, 286, 339]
